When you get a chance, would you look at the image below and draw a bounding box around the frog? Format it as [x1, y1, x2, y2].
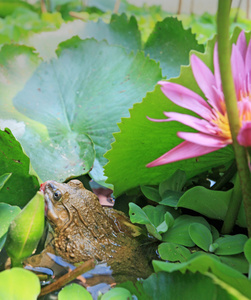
[40, 179, 154, 282]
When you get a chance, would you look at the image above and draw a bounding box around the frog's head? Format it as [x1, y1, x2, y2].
[40, 179, 97, 230]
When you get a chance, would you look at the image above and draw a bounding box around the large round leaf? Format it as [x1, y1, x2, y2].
[104, 38, 234, 196]
[12, 37, 162, 183]
[28, 14, 141, 61]
[0, 268, 40, 300]
[144, 17, 204, 78]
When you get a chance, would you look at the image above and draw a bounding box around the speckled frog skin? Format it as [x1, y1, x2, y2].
[41, 179, 153, 281]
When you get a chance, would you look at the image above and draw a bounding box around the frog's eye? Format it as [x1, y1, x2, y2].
[53, 190, 62, 201]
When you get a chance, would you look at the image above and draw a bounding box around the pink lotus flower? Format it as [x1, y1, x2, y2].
[147, 31, 251, 168]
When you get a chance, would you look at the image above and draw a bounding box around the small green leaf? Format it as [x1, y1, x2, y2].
[159, 190, 183, 207]
[143, 205, 170, 228]
[189, 223, 213, 252]
[145, 224, 162, 240]
[0, 129, 40, 206]
[0, 268, 40, 300]
[140, 185, 161, 202]
[244, 238, 251, 264]
[156, 220, 168, 234]
[209, 243, 219, 253]
[0, 203, 21, 251]
[219, 254, 249, 274]
[159, 170, 187, 196]
[214, 235, 248, 256]
[177, 186, 233, 221]
[162, 215, 210, 247]
[129, 203, 151, 225]
[129, 204, 171, 239]
[158, 242, 191, 262]
[5, 192, 44, 265]
[0, 173, 11, 190]
[210, 225, 220, 241]
[58, 283, 92, 300]
[101, 287, 132, 300]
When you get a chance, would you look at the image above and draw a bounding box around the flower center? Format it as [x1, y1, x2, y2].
[212, 109, 232, 140]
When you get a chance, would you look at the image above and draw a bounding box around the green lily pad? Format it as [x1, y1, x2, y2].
[104, 37, 234, 196]
[0, 129, 39, 206]
[58, 283, 92, 300]
[0, 268, 40, 300]
[189, 223, 213, 252]
[158, 242, 191, 262]
[144, 17, 204, 78]
[101, 287, 132, 300]
[5, 191, 44, 266]
[11, 37, 161, 184]
[214, 235, 248, 256]
[0, 202, 21, 251]
[28, 14, 141, 61]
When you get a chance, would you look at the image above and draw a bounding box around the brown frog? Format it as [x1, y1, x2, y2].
[40, 179, 154, 282]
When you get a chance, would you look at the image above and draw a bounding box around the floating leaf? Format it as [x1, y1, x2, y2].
[5, 192, 44, 266]
[28, 14, 141, 61]
[58, 283, 92, 300]
[104, 38, 234, 196]
[11, 38, 161, 184]
[144, 17, 204, 78]
[214, 235, 248, 256]
[189, 223, 213, 252]
[0, 268, 40, 300]
[158, 242, 191, 262]
[0, 203, 21, 251]
[101, 287, 132, 300]
[0, 129, 39, 206]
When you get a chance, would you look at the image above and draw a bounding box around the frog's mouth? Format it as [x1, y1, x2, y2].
[40, 182, 48, 215]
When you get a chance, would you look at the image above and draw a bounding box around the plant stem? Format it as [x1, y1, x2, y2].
[211, 160, 237, 191]
[221, 174, 242, 234]
[217, 0, 251, 236]
[39, 259, 95, 297]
